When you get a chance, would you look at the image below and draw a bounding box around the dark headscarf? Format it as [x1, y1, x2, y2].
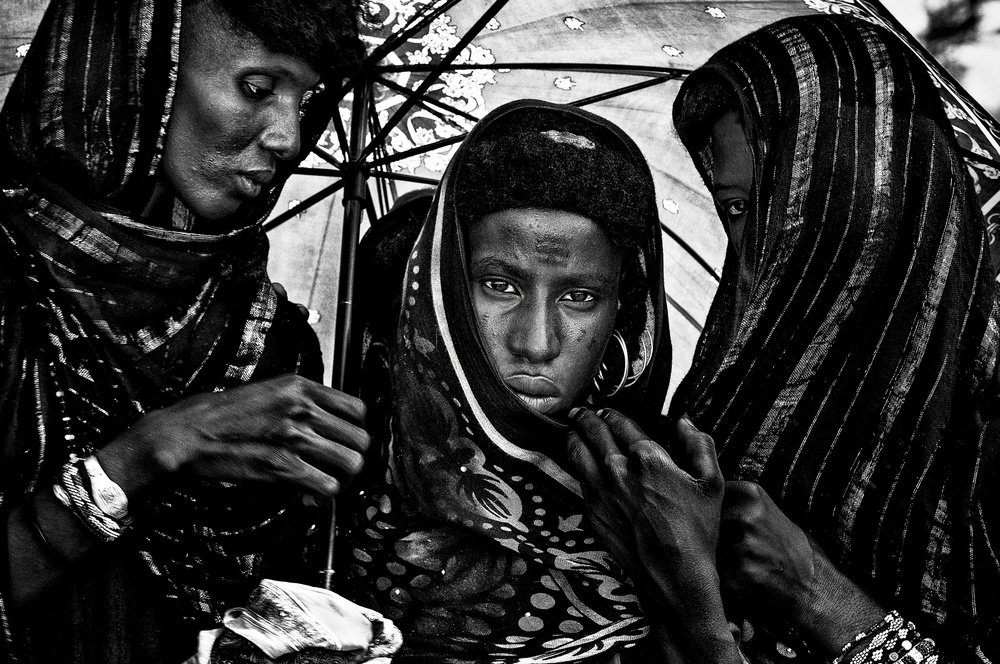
[340, 100, 671, 662]
[0, 0, 338, 225]
[0, 0, 355, 660]
[672, 15, 1000, 659]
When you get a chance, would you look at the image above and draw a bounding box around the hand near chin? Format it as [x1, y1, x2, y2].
[567, 410, 741, 663]
[98, 374, 369, 503]
[567, 410, 724, 579]
[719, 481, 884, 655]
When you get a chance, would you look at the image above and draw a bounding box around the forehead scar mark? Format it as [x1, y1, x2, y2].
[533, 238, 572, 262]
[528, 225, 577, 261]
[491, 223, 572, 262]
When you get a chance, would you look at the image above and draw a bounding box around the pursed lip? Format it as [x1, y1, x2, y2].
[233, 169, 275, 199]
[504, 374, 560, 398]
[243, 169, 275, 185]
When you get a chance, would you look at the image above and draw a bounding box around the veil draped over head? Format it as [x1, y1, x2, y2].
[0, 0, 344, 660]
[671, 15, 1000, 657]
[341, 100, 671, 663]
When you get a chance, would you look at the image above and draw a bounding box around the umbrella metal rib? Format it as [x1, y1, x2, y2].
[959, 147, 1000, 170]
[665, 293, 704, 332]
[376, 74, 481, 123]
[375, 62, 694, 77]
[365, 74, 687, 170]
[660, 222, 722, 282]
[369, 170, 440, 185]
[308, 147, 342, 169]
[360, 0, 513, 161]
[331, 105, 351, 158]
[366, 92, 389, 214]
[368, 133, 467, 169]
[293, 168, 342, 176]
[570, 74, 681, 108]
[375, 81, 471, 137]
[262, 180, 345, 232]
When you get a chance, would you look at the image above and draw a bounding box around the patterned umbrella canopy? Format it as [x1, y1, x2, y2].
[268, 0, 1000, 398]
[3, 0, 999, 397]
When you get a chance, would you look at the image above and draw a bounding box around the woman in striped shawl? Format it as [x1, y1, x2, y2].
[0, 0, 367, 662]
[570, 14, 999, 664]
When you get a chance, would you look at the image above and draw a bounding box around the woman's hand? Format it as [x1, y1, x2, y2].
[567, 410, 741, 664]
[720, 481, 884, 655]
[97, 374, 369, 501]
[719, 481, 818, 614]
[567, 410, 724, 576]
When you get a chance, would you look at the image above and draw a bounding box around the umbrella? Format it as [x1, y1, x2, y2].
[257, 0, 1000, 403]
[4, 0, 1000, 590]
[4, 0, 997, 395]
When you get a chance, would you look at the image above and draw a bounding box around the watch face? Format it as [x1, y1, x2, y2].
[84, 457, 129, 522]
[93, 483, 129, 520]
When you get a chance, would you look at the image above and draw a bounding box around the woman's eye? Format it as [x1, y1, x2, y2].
[561, 290, 596, 304]
[724, 199, 748, 221]
[240, 80, 273, 101]
[482, 278, 517, 295]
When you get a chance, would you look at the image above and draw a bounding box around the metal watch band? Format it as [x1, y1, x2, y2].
[82, 455, 130, 522]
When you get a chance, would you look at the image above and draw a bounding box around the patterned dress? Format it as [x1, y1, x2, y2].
[339, 101, 673, 663]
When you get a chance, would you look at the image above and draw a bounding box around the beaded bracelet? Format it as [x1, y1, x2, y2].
[53, 457, 130, 542]
[24, 495, 72, 565]
[833, 612, 897, 664]
[831, 609, 938, 664]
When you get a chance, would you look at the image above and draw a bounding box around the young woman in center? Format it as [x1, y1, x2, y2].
[338, 100, 705, 662]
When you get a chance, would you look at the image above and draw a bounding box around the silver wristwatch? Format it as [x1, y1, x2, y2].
[82, 455, 130, 523]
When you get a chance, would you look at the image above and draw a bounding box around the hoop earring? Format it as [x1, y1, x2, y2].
[622, 328, 653, 389]
[593, 331, 629, 397]
[593, 328, 654, 397]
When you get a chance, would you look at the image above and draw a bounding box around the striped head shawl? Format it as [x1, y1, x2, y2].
[672, 15, 1000, 659]
[341, 101, 672, 663]
[0, 0, 334, 227]
[0, 0, 345, 658]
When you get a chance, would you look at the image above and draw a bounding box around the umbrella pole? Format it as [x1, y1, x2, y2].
[322, 78, 371, 591]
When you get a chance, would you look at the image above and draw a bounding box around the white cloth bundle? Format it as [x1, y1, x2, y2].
[185, 580, 402, 664]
